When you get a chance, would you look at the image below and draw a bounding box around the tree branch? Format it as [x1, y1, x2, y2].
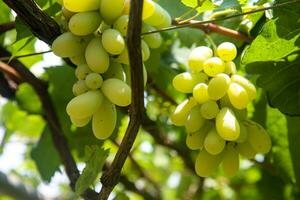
[0, 22, 16, 34]
[98, 1, 145, 199]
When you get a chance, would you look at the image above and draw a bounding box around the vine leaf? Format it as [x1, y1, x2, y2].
[180, 0, 215, 13]
[75, 146, 109, 196]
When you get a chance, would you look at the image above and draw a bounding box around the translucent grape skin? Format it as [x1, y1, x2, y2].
[64, 0, 100, 12]
[217, 42, 237, 62]
[185, 105, 205, 133]
[186, 122, 212, 150]
[85, 73, 103, 90]
[92, 98, 117, 140]
[66, 90, 104, 119]
[222, 143, 239, 177]
[114, 15, 129, 36]
[224, 61, 237, 75]
[200, 100, 220, 120]
[102, 29, 125, 55]
[142, 24, 162, 49]
[188, 46, 213, 73]
[69, 11, 102, 36]
[101, 78, 131, 107]
[85, 37, 110, 73]
[52, 32, 84, 58]
[72, 80, 88, 96]
[216, 107, 240, 141]
[203, 57, 225, 77]
[204, 128, 226, 155]
[170, 98, 197, 126]
[231, 75, 257, 101]
[173, 72, 208, 93]
[227, 83, 249, 110]
[75, 64, 92, 80]
[195, 149, 224, 177]
[193, 83, 210, 104]
[207, 73, 231, 100]
[144, 2, 171, 28]
[70, 116, 91, 127]
[100, 0, 125, 24]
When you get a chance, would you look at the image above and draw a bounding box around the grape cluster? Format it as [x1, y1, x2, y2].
[52, 0, 171, 140]
[170, 42, 272, 177]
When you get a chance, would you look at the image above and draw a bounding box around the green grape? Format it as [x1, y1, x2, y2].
[144, 2, 171, 28]
[222, 143, 239, 177]
[102, 29, 125, 55]
[66, 90, 104, 118]
[52, 32, 84, 58]
[70, 54, 86, 65]
[64, 0, 100, 12]
[115, 45, 129, 65]
[236, 140, 257, 159]
[217, 42, 237, 62]
[204, 128, 226, 155]
[193, 83, 210, 104]
[236, 122, 248, 143]
[72, 80, 88, 96]
[244, 120, 272, 154]
[142, 40, 150, 61]
[203, 57, 225, 77]
[69, 11, 101, 36]
[62, 7, 75, 21]
[219, 95, 248, 120]
[195, 149, 224, 177]
[207, 73, 231, 100]
[170, 98, 197, 126]
[156, 8, 172, 29]
[200, 100, 219, 120]
[231, 75, 257, 101]
[103, 61, 126, 81]
[92, 98, 117, 140]
[216, 107, 240, 141]
[85, 37, 110, 73]
[85, 73, 103, 90]
[114, 15, 129, 36]
[185, 105, 205, 132]
[172, 72, 207, 93]
[142, 24, 162, 49]
[188, 46, 213, 73]
[100, 0, 125, 24]
[75, 64, 92, 80]
[227, 83, 249, 110]
[186, 122, 212, 150]
[224, 61, 237, 75]
[101, 78, 131, 106]
[70, 116, 91, 127]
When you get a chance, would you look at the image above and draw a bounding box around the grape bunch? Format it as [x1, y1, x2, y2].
[52, 0, 171, 140]
[170, 42, 272, 177]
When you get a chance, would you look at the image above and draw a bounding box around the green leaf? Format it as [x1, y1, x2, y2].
[16, 83, 42, 113]
[15, 17, 32, 41]
[287, 116, 300, 192]
[180, 0, 215, 13]
[31, 127, 61, 182]
[75, 146, 109, 195]
[219, 0, 241, 11]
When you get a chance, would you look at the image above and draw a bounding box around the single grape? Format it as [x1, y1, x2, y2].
[227, 83, 249, 110]
[222, 143, 239, 177]
[224, 61, 237, 75]
[236, 140, 257, 159]
[75, 64, 92, 80]
[142, 24, 162, 49]
[114, 15, 129, 36]
[100, 0, 125, 24]
[185, 105, 206, 133]
[142, 40, 150, 61]
[217, 42, 237, 62]
[207, 73, 231, 100]
[203, 57, 225, 77]
[64, 0, 100, 12]
[52, 32, 84, 58]
[155, 8, 172, 29]
[200, 100, 219, 120]
[85, 73, 103, 90]
[195, 149, 224, 177]
[70, 54, 86, 65]
[144, 2, 171, 28]
[69, 11, 102, 36]
[115, 45, 129, 65]
[72, 80, 88, 96]
[173, 72, 208, 93]
[102, 29, 125, 55]
[231, 75, 257, 101]
[70, 116, 91, 127]
[85, 37, 110, 73]
[103, 61, 126, 81]
[216, 107, 240, 141]
[66, 90, 104, 118]
[186, 122, 212, 150]
[188, 46, 213, 73]
[101, 78, 131, 107]
[170, 98, 197, 126]
[92, 98, 117, 140]
[193, 83, 210, 104]
[204, 128, 226, 155]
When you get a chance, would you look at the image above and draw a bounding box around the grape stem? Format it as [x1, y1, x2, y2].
[0, 50, 52, 61]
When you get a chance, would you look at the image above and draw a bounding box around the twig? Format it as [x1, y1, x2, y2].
[98, 1, 145, 199]
[0, 50, 52, 61]
[0, 22, 16, 33]
[142, 0, 300, 36]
